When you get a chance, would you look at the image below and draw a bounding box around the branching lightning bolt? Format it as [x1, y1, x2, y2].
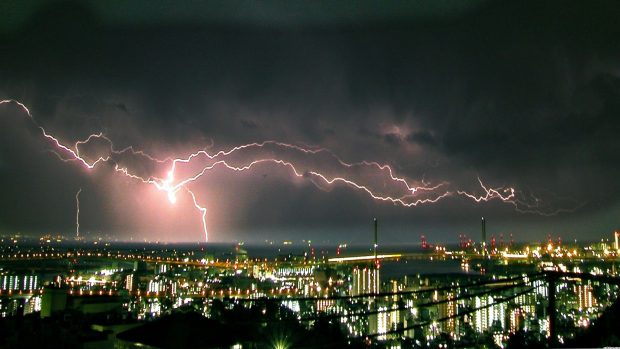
[457, 177, 516, 202]
[1, 99, 578, 242]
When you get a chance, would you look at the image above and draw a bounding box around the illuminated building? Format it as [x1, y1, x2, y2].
[387, 281, 402, 335]
[367, 303, 400, 340]
[275, 265, 314, 277]
[491, 298, 506, 330]
[23, 296, 42, 315]
[574, 284, 596, 310]
[534, 279, 548, 298]
[474, 296, 489, 333]
[438, 292, 457, 334]
[148, 280, 165, 293]
[472, 295, 505, 334]
[145, 298, 161, 317]
[514, 293, 536, 316]
[125, 274, 135, 292]
[376, 307, 388, 339]
[351, 266, 380, 295]
[316, 299, 335, 312]
[509, 308, 525, 333]
[156, 263, 168, 274]
[0, 274, 38, 291]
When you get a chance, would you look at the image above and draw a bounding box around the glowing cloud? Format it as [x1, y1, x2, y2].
[1, 99, 572, 241]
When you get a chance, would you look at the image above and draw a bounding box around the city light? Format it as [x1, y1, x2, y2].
[0, 1, 618, 348]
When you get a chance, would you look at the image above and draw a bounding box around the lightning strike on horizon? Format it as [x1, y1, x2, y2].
[0, 99, 569, 242]
[187, 189, 208, 242]
[76, 188, 82, 238]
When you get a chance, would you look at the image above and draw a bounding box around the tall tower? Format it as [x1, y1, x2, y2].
[481, 217, 487, 255]
[372, 218, 380, 294]
[374, 218, 378, 267]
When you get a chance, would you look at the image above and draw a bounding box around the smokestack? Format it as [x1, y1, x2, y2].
[481, 217, 486, 254]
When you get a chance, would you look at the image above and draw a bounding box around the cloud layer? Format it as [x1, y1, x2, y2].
[0, 1, 619, 243]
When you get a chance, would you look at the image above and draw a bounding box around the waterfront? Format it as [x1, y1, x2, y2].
[0, 233, 619, 348]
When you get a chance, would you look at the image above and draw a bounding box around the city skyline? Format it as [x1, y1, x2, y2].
[0, 230, 618, 348]
[2, 2, 620, 348]
[1, 0, 619, 243]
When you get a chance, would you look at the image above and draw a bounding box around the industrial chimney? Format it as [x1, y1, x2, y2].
[373, 218, 378, 267]
[481, 217, 486, 255]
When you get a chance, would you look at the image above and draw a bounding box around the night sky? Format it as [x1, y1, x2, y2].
[1, 0, 619, 244]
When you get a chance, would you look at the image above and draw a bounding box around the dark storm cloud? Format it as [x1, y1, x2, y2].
[406, 131, 436, 147]
[1, 0, 620, 242]
[383, 133, 402, 147]
[239, 119, 260, 130]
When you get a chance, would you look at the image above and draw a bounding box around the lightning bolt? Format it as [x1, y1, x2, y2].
[187, 188, 208, 242]
[76, 188, 82, 238]
[0, 99, 576, 242]
[457, 177, 516, 202]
